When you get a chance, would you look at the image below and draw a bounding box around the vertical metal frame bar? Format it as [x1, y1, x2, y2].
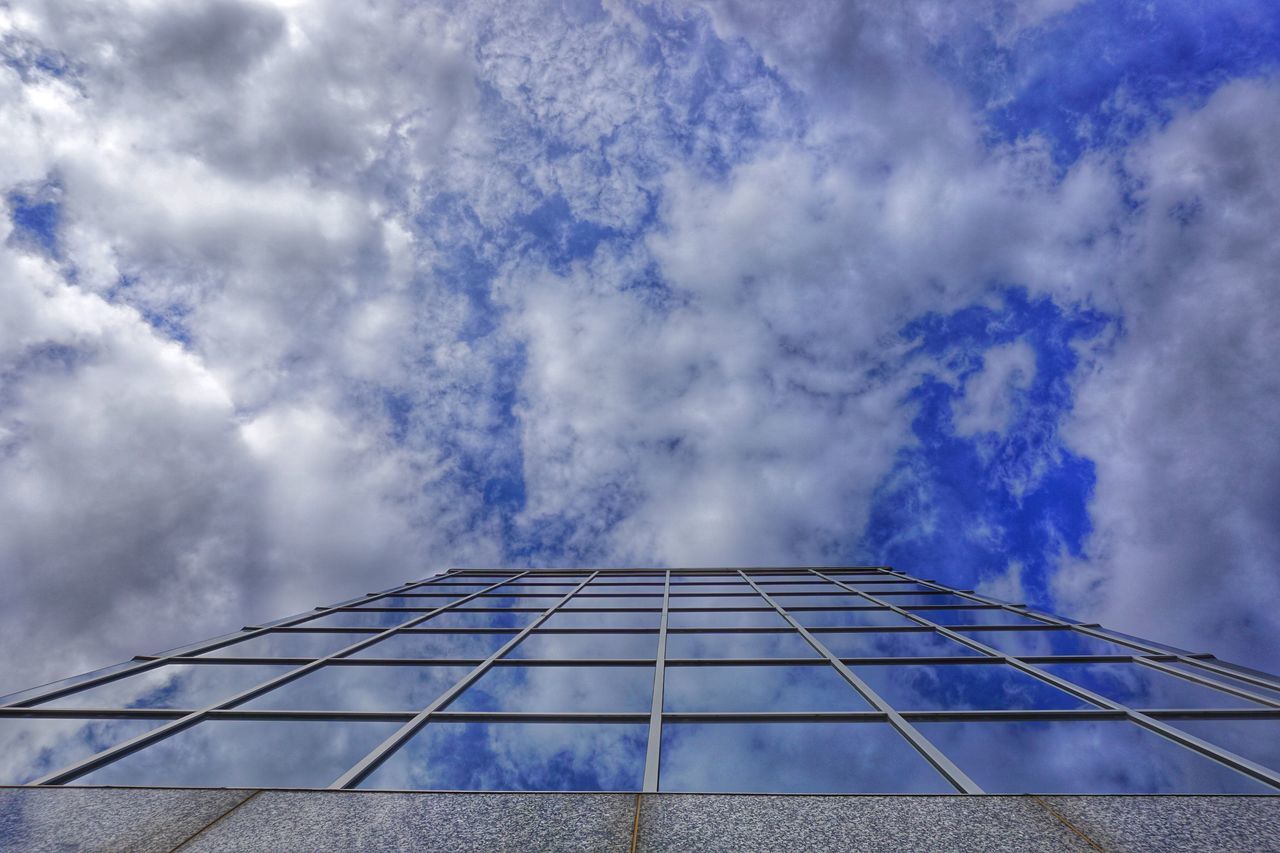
[814, 569, 1280, 790]
[641, 570, 671, 792]
[329, 571, 601, 789]
[738, 570, 984, 794]
[27, 572, 531, 786]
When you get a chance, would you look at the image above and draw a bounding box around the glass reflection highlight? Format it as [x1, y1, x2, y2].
[916, 720, 1270, 793]
[36, 664, 292, 710]
[76, 719, 400, 788]
[0, 717, 165, 785]
[360, 722, 647, 791]
[660, 722, 951, 793]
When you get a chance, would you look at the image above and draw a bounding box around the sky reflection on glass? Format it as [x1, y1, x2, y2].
[563, 596, 663, 609]
[198, 631, 375, 659]
[664, 631, 819, 659]
[917, 608, 1043, 626]
[795, 609, 915, 629]
[1168, 719, 1280, 774]
[820, 630, 983, 659]
[916, 720, 1270, 793]
[1162, 662, 1280, 703]
[505, 631, 658, 660]
[36, 664, 292, 710]
[455, 596, 558, 609]
[0, 717, 165, 785]
[242, 664, 473, 711]
[660, 722, 952, 793]
[954, 629, 1139, 657]
[76, 719, 400, 788]
[852, 663, 1089, 711]
[664, 664, 869, 712]
[666, 594, 763, 609]
[543, 611, 660, 628]
[360, 722, 647, 791]
[666, 610, 787, 628]
[1037, 662, 1264, 709]
[354, 596, 444, 609]
[418, 610, 539, 629]
[449, 665, 653, 713]
[303, 610, 419, 629]
[348, 632, 517, 660]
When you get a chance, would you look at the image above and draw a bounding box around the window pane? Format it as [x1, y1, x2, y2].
[418, 610, 539, 629]
[666, 610, 787, 629]
[751, 583, 842, 594]
[36, 664, 293, 710]
[198, 631, 374, 659]
[851, 663, 1088, 711]
[455, 596, 558, 610]
[348, 632, 517, 660]
[0, 717, 168, 785]
[796, 610, 915, 629]
[664, 664, 870, 712]
[542, 611, 660, 629]
[665, 632, 819, 659]
[505, 632, 658, 660]
[1161, 662, 1280, 703]
[76, 719, 399, 788]
[666, 594, 763, 609]
[820, 630, 983, 659]
[497, 584, 581, 594]
[242, 664, 472, 712]
[563, 596, 664, 610]
[954, 629, 1139, 657]
[1168, 719, 1280, 773]
[770, 594, 865, 608]
[660, 722, 951, 793]
[916, 720, 1270, 793]
[303, 611, 419, 629]
[585, 583, 666, 593]
[1037, 663, 1265, 710]
[917, 608, 1043, 627]
[359, 722, 647, 791]
[449, 665, 653, 713]
[872, 593, 973, 606]
[848, 582, 935, 593]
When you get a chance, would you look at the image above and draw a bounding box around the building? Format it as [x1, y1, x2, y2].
[2, 566, 1279, 850]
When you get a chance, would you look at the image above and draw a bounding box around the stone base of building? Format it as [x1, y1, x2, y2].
[2, 787, 1278, 851]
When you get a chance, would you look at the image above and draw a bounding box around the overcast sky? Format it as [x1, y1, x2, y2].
[2, 0, 1279, 693]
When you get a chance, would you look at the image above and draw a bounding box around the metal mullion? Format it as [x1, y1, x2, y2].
[738, 570, 984, 794]
[2, 576, 437, 711]
[818, 569, 1280, 791]
[1133, 658, 1280, 710]
[25, 573, 530, 786]
[642, 570, 671, 793]
[328, 571, 601, 790]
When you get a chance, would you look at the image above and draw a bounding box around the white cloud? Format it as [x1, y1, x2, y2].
[953, 340, 1036, 437]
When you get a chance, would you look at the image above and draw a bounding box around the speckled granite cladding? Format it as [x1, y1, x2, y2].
[180, 790, 637, 852]
[1043, 795, 1280, 852]
[2, 789, 1279, 851]
[633, 794, 1093, 853]
[0, 787, 253, 853]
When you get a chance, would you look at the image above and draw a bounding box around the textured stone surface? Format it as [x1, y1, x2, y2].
[1044, 795, 1280, 852]
[634, 794, 1092, 853]
[0, 786, 252, 853]
[184, 790, 637, 852]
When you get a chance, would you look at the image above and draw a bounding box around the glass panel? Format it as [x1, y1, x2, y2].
[563, 596, 664, 610]
[665, 594, 763, 609]
[302, 611, 419, 629]
[668, 582, 749, 591]
[664, 664, 870, 712]
[542, 611, 660, 629]
[455, 596, 559, 609]
[796, 610, 915, 628]
[820, 630, 983, 659]
[660, 722, 951, 793]
[1161, 662, 1280, 703]
[242, 664, 472, 711]
[872, 593, 973, 606]
[36, 664, 293, 710]
[0, 717, 167, 785]
[665, 632, 819, 659]
[359, 722, 647, 791]
[354, 596, 447, 609]
[505, 632, 658, 660]
[918, 608, 1044, 627]
[848, 582, 935, 592]
[408, 583, 494, 592]
[751, 583, 842, 593]
[448, 665, 654, 713]
[75, 719, 400, 788]
[851, 663, 1090, 711]
[955, 629, 1140, 657]
[770, 594, 865, 607]
[1168, 719, 1280, 773]
[199, 631, 376, 659]
[917, 720, 1271, 793]
[348, 632, 517, 660]
[0, 661, 140, 706]
[497, 584, 582, 593]
[585, 583, 666, 593]
[666, 610, 787, 629]
[418, 610, 539, 629]
[1037, 663, 1265, 710]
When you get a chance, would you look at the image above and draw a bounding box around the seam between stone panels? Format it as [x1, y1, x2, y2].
[630, 793, 643, 853]
[1029, 795, 1106, 852]
[168, 789, 262, 852]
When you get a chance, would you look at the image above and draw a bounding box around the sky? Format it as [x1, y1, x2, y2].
[1, 0, 1279, 694]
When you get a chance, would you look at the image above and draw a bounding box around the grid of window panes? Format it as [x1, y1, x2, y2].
[3, 567, 1279, 794]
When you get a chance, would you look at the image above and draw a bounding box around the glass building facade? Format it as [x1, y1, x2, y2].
[2, 567, 1279, 795]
